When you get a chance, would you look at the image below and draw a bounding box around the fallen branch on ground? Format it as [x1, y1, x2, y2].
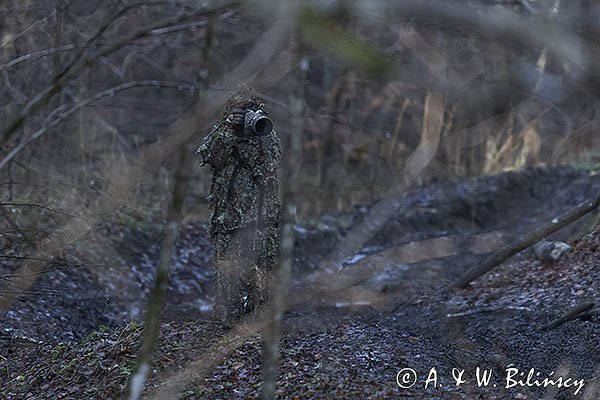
[446, 305, 532, 318]
[453, 192, 600, 288]
[543, 301, 595, 330]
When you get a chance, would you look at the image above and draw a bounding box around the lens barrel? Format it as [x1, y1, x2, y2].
[244, 110, 273, 136]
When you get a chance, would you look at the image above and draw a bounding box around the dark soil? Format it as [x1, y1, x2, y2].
[1, 166, 600, 399]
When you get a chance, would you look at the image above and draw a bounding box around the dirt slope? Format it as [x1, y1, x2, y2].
[1, 166, 599, 399]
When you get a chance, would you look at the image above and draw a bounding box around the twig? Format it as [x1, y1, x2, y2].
[0, 180, 59, 193]
[446, 305, 532, 318]
[0, 0, 238, 147]
[387, 2, 586, 68]
[0, 9, 57, 51]
[579, 307, 600, 321]
[387, 294, 419, 315]
[0, 8, 289, 318]
[312, 93, 444, 274]
[453, 192, 600, 288]
[144, 19, 292, 400]
[0, 332, 44, 345]
[0, 24, 221, 72]
[0, 80, 197, 171]
[126, 134, 190, 400]
[364, 294, 420, 322]
[3, 71, 27, 104]
[543, 301, 595, 330]
[126, 10, 224, 397]
[0, 254, 97, 268]
[0, 202, 87, 220]
[99, 56, 126, 81]
[261, 35, 305, 400]
[0, 2, 192, 71]
[148, 19, 210, 35]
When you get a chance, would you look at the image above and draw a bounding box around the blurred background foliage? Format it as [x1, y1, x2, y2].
[0, 0, 599, 263]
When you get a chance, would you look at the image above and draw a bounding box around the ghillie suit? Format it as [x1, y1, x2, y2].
[197, 88, 281, 326]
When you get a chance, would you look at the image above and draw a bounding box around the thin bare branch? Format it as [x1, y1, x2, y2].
[2, 71, 27, 104]
[261, 36, 305, 400]
[375, 0, 589, 71]
[0, 9, 57, 51]
[0, 202, 88, 220]
[0, 44, 78, 71]
[0, 80, 197, 171]
[0, 0, 239, 147]
[0, 8, 290, 333]
[127, 147, 189, 400]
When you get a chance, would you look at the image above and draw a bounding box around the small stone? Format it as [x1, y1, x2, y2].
[533, 240, 572, 261]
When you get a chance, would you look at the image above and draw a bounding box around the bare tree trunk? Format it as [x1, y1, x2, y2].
[261, 35, 305, 400]
[403, 92, 445, 186]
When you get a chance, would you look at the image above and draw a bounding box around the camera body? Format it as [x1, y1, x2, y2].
[243, 110, 273, 137]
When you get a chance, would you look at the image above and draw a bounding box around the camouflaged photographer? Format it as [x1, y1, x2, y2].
[197, 88, 281, 327]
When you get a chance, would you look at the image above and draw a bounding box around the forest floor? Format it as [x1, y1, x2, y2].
[1, 166, 600, 399]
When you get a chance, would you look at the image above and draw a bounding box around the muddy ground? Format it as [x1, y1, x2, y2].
[1, 166, 600, 399]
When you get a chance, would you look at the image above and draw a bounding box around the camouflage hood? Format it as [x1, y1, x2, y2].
[220, 86, 264, 122]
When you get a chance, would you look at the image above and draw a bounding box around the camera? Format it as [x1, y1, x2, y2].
[244, 110, 273, 136]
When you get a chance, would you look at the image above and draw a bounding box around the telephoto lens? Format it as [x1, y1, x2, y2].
[244, 110, 273, 136]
